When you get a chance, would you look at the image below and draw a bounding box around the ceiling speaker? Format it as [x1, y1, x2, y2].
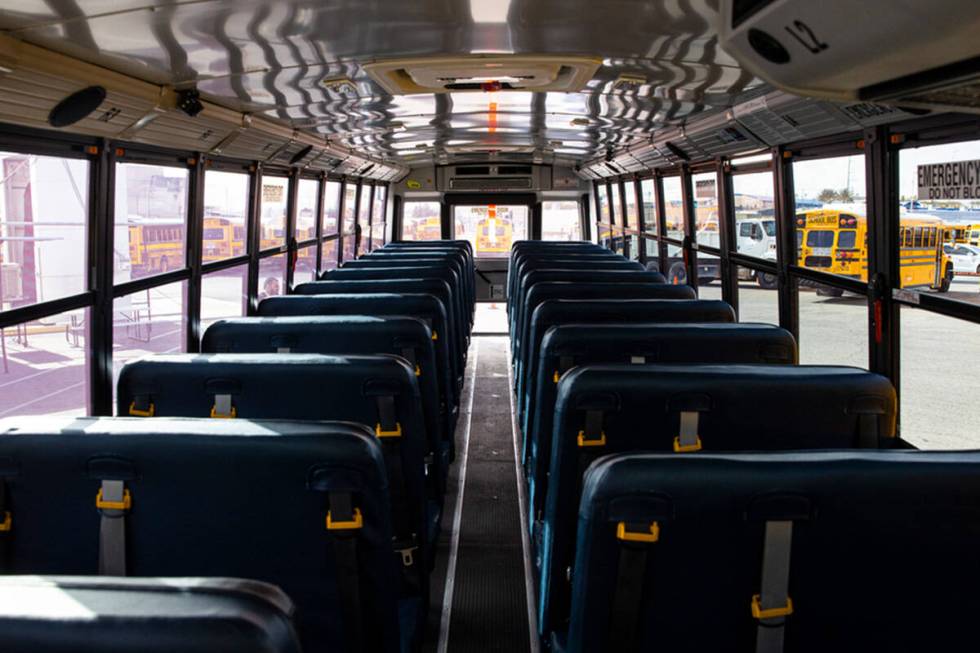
[48, 86, 106, 128]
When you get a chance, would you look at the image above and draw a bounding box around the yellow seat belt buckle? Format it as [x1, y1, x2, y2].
[673, 435, 702, 453]
[431, 330, 438, 341]
[210, 405, 237, 419]
[128, 401, 155, 417]
[577, 430, 606, 447]
[751, 595, 794, 620]
[96, 488, 132, 511]
[415, 364, 422, 377]
[616, 521, 659, 543]
[326, 507, 363, 531]
[553, 370, 560, 384]
[376, 422, 403, 438]
[0, 511, 11, 532]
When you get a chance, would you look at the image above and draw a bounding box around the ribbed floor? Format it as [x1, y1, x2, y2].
[425, 336, 534, 653]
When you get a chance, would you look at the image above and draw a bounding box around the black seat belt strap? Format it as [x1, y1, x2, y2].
[576, 409, 607, 496]
[374, 396, 420, 583]
[857, 413, 879, 449]
[400, 347, 421, 377]
[0, 478, 11, 570]
[325, 491, 363, 653]
[608, 520, 660, 651]
[554, 355, 575, 383]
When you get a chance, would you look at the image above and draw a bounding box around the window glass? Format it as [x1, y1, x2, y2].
[114, 162, 188, 283]
[628, 234, 641, 260]
[0, 152, 89, 307]
[296, 244, 318, 281]
[662, 176, 684, 240]
[258, 254, 286, 300]
[798, 288, 868, 368]
[296, 178, 319, 242]
[200, 265, 248, 333]
[323, 181, 341, 236]
[623, 181, 638, 229]
[203, 171, 248, 263]
[597, 184, 610, 223]
[692, 172, 719, 243]
[610, 183, 622, 226]
[736, 265, 779, 323]
[792, 155, 867, 282]
[734, 171, 777, 261]
[320, 238, 339, 273]
[901, 309, 979, 448]
[402, 201, 442, 240]
[644, 236, 661, 269]
[588, 189, 598, 243]
[698, 282, 722, 300]
[0, 308, 89, 418]
[454, 205, 528, 258]
[838, 230, 857, 249]
[259, 176, 287, 250]
[358, 185, 372, 232]
[342, 182, 357, 234]
[898, 139, 980, 297]
[342, 233, 355, 262]
[373, 186, 386, 225]
[112, 281, 187, 408]
[372, 226, 386, 250]
[541, 201, 582, 241]
[640, 178, 657, 235]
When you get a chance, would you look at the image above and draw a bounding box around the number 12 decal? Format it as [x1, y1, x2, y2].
[785, 20, 828, 54]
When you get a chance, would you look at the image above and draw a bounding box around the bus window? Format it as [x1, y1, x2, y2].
[733, 171, 776, 263]
[610, 181, 623, 227]
[203, 171, 248, 263]
[258, 254, 286, 299]
[259, 176, 288, 251]
[112, 281, 187, 409]
[320, 239, 339, 272]
[454, 204, 527, 258]
[624, 181, 637, 230]
[0, 152, 89, 309]
[662, 176, 684, 241]
[296, 178, 319, 243]
[323, 181, 341, 236]
[342, 182, 357, 235]
[640, 178, 657, 236]
[114, 162, 188, 283]
[596, 184, 612, 248]
[200, 265, 248, 334]
[806, 230, 835, 248]
[402, 201, 442, 240]
[541, 201, 581, 241]
[0, 307, 89, 418]
[838, 230, 858, 249]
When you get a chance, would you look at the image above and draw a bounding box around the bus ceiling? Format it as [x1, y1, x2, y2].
[0, 1, 978, 180]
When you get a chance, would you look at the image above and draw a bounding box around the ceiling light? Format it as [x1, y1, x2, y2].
[470, 0, 511, 23]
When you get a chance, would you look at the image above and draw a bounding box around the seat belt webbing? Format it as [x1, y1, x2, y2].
[0, 478, 10, 570]
[608, 521, 659, 652]
[211, 393, 236, 418]
[326, 491, 363, 653]
[374, 396, 420, 577]
[753, 520, 794, 653]
[400, 348, 421, 377]
[97, 480, 129, 576]
[674, 410, 702, 452]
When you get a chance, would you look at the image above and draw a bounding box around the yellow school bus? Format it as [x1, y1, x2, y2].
[411, 216, 443, 241]
[475, 206, 513, 255]
[796, 209, 952, 291]
[202, 216, 246, 262]
[128, 219, 183, 273]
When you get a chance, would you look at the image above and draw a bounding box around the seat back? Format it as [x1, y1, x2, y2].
[567, 450, 980, 652]
[344, 255, 472, 317]
[259, 293, 458, 408]
[0, 416, 401, 653]
[295, 277, 464, 352]
[366, 248, 474, 311]
[526, 323, 798, 510]
[516, 283, 697, 402]
[510, 254, 629, 305]
[0, 576, 301, 653]
[200, 315, 450, 482]
[116, 353, 433, 619]
[539, 364, 897, 637]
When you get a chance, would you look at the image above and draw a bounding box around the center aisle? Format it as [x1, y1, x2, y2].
[430, 335, 537, 653]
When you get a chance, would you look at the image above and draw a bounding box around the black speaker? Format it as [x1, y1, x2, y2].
[289, 144, 314, 165]
[48, 86, 107, 128]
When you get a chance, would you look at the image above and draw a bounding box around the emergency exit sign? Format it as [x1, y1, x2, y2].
[917, 159, 980, 200]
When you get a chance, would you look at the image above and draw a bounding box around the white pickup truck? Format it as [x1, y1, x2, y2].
[660, 216, 777, 288]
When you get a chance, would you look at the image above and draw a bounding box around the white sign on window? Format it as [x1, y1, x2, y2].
[917, 160, 980, 200]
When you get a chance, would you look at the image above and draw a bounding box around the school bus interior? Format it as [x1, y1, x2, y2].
[0, 1, 980, 652]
